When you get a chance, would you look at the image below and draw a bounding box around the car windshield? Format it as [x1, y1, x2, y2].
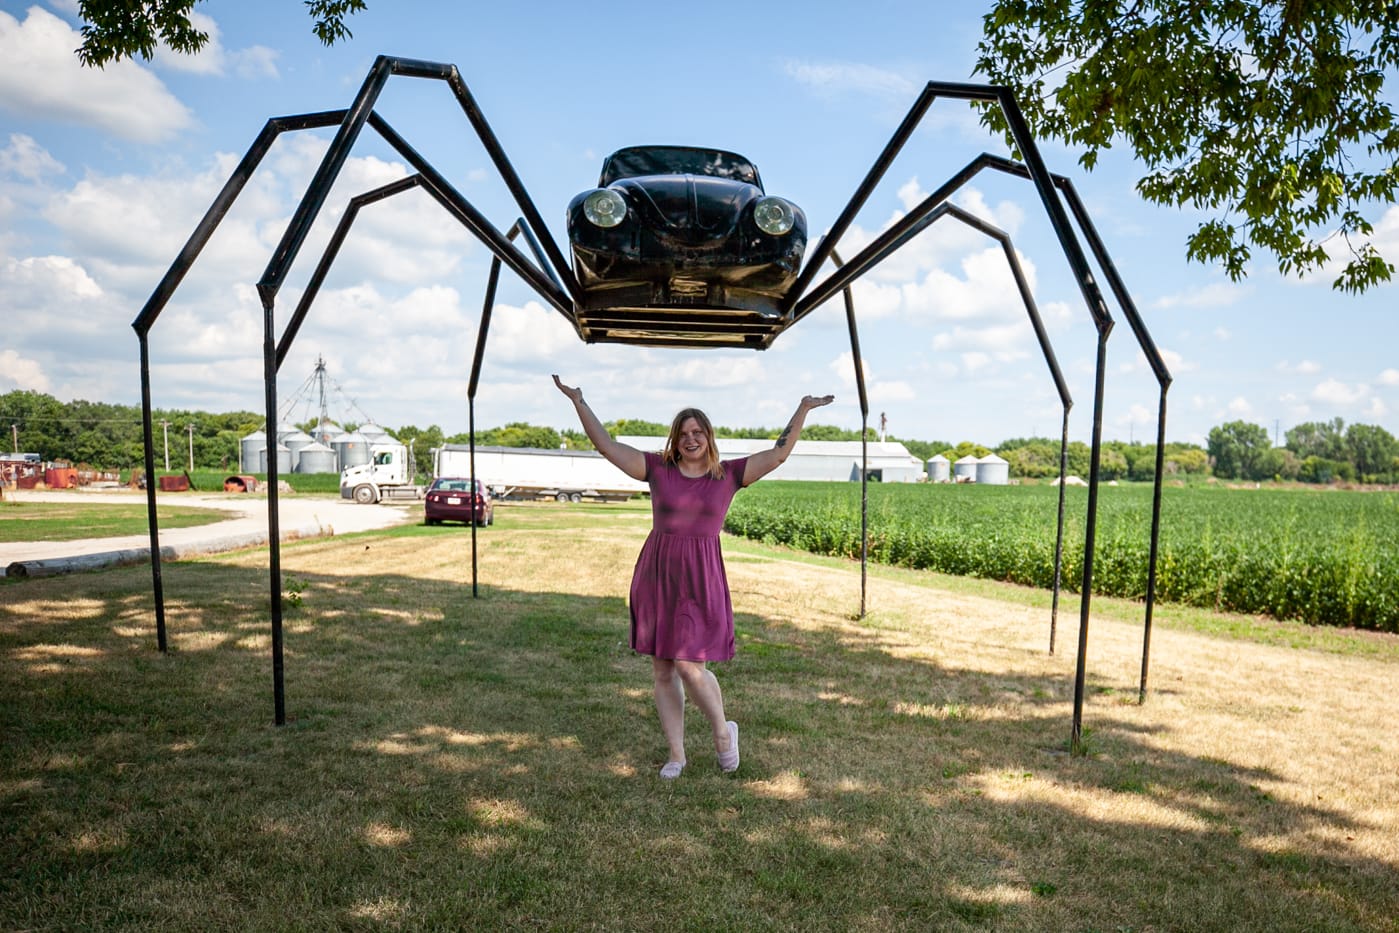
[600, 147, 760, 188]
[433, 479, 472, 492]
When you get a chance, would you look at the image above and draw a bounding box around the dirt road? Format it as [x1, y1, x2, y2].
[1, 487, 416, 577]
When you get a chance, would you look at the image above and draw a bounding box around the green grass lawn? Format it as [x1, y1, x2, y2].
[2, 503, 1396, 931]
[0, 500, 230, 543]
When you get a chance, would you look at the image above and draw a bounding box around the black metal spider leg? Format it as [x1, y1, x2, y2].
[366, 113, 576, 322]
[829, 250, 871, 619]
[131, 109, 349, 655]
[134, 333, 166, 652]
[788, 92, 1117, 745]
[807, 201, 1076, 649]
[981, 155, 1174, 692]
[275, 175, 425, 368]
[1052, 178, 1173, 704]
[464, 221, 561, 599]
[266, 174, 429, 726]
[262, 176, 560, 721]
[257, 56, 580, 312]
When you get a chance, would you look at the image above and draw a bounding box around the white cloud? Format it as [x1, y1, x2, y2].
[488, 299, 582, 364]
[148, 12, 278, 79]
[1226, 396, 1254, 417]
[1152, 281, 1248, 309]
[0, 7, 192, 142]
[828, 350, 912, 400]
[962, 351, 992, 373]
[1213, 327, 1230, 341]
[1119, 344, 1191, 376]
[898, 246, 1037, 322]
[1276, 359, 1322, 375]
[931, 324, 1031, 362]
[0, 134, 64, 181]
[782, 60, 918, 98]
[1378, 368, 1399, 386]
[671, 355, 766, 389]
[870, 380, 915, 401]
[151, 11, 227, 75]
[35, 140, 475, 301]
[1300, 204, 1399, 286]
[5, 254, 104, 303]
[0, 348, 51, 392]
[1312, 378, 1367, 406]
[1159, 346, 1192, 373]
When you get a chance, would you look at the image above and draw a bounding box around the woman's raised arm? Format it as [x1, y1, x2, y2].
[553, 375, 647, 481]
[742, 394, 835, 486]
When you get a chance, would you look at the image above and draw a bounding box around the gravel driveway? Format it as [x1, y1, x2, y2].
[1, 487, 417, 577]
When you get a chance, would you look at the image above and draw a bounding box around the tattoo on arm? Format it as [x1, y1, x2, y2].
[775, 420, 795, 449]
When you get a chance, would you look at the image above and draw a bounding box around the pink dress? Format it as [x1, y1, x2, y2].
[629, 451, 749, 661]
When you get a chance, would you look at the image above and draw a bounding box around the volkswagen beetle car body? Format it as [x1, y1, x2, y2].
[424, 477, 493, 526]
[567, 146, 807, 322]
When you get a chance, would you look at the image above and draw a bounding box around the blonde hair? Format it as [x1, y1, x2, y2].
[662, 407, 723, 479]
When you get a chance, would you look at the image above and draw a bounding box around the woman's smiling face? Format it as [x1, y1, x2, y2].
[676, 417, 708, 464]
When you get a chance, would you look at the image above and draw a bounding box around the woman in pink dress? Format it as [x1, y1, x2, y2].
[553, 375, 833, 779]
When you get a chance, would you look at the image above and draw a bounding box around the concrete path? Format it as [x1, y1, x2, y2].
[1, 487, 417, 577]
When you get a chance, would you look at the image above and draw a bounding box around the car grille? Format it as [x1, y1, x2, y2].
[668, 278, 709, 301]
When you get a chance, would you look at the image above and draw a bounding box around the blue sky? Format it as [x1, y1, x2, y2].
[2, 0, 1396, 448]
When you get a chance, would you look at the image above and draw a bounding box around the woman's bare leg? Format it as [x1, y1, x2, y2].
[652, 658, 687, 764]
[673, 660, 733, 756]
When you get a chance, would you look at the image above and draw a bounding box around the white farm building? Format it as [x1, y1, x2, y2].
[619, 437, 925, 483]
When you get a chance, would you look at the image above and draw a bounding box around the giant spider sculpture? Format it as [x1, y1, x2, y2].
[134, 56, 1170, 753]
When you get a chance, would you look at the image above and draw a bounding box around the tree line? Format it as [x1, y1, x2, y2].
[1208, 418, 1399, 484]
[3, 390, 1396, 485]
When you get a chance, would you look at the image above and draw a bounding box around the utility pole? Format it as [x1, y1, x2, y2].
[187, 423, 195, 471]
[10, 423, 17, 453]
[161, 420, 170, 472]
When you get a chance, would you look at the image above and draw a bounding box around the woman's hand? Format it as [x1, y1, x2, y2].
[553, 374, 583, 403]
[801, 394, 835, 411]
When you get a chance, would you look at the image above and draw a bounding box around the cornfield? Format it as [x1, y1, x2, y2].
[725, 481, 1399, 632]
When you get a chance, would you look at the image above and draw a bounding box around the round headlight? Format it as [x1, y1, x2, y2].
[583, 189, 627, 228]
[753, 196, 795, 236]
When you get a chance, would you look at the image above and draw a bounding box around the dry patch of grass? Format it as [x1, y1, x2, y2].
[2, 501, 1396, 931]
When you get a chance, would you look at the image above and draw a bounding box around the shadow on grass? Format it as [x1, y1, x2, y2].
[1, 548, 1395, 932]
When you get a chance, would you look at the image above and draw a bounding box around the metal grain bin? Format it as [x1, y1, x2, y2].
[334, 431, 371, 470]
[239, 430, 265, 473]
[926, 454, 950, 483]
[975, 453, 1009, 486]
[953, 455, 979, 483]
[358, 422, 393, 443]
[294, 441, 337, 474]
[313, 420, 344, 446]
[258, 443, 292, 475]
[282, 429, 314, 470]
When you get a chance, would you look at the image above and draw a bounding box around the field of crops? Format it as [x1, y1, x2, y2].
[725, 481, 1399, 632]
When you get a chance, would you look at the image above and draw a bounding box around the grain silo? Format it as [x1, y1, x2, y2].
[239, 430, 265, 473]
[335, 431, 371, 470]
[953, 455, 979, 483]
[258, 443, 292, 475]
[313, 420, 344, 447]
[281, 429, 314, 471]
[926, 454, 950, 483]
[294, 440, 337, 474]
[358, 422, 394, 444]
[975, 453, 1009, 486]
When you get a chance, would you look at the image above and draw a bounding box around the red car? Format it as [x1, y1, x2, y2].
[424, 477, 494, 526]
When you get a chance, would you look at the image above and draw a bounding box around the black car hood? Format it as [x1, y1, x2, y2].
[613, 175, 757, 246]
